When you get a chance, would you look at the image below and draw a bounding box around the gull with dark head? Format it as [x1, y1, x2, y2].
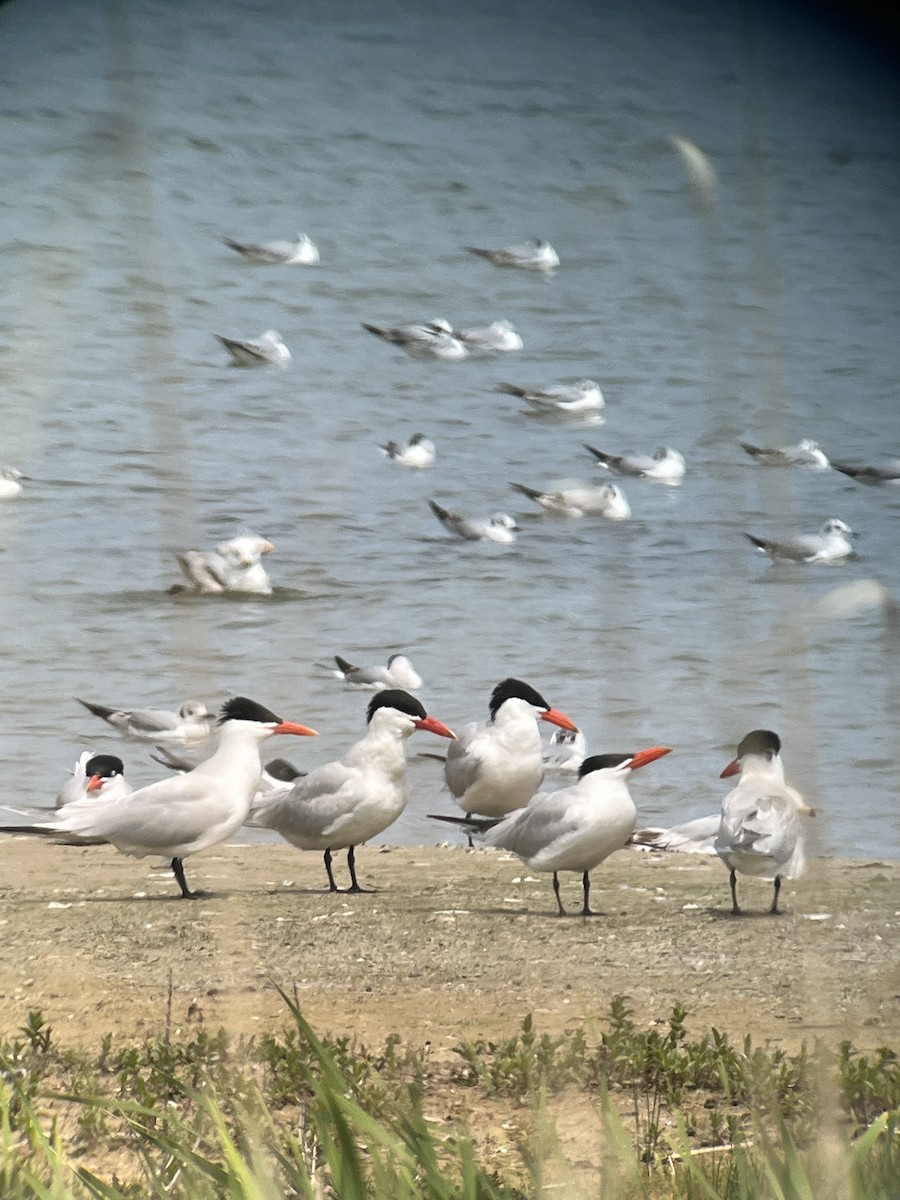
[428, 500, 518, 543]
[745, 519, 854, 564]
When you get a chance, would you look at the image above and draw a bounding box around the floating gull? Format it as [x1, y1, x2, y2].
[498, 379, 603, 414]
[465, 238, 559, 271]
[216, 329, 291, 367]
[585, 443, 685, 484]
[362, 319, 467, 360]
[379, 433, 436, 469]
[740, 439, 830, 469]
[511, 480, 630, 520]
[223, 233, 319, 265]
[745, 518, 854, 564]
[428, 500, 518, 543]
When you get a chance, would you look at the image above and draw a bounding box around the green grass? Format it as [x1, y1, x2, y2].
[0, 989, 897, 1199]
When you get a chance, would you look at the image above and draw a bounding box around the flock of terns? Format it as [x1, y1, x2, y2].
[4, 226, 892, 916]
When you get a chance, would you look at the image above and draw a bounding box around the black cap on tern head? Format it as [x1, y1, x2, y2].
[489, 678, 549, 720]
[736, 729, 781, 759]
[367, 689, 427, 724]
[218, 696, 283, 726]
[85, 754, 125, 779]
[578, 753, 632, 778]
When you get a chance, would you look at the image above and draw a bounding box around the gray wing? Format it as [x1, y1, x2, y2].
[248, 760, 359, 837]
[443, 723, 486, 800]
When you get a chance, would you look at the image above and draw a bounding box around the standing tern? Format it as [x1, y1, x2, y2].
[76, 697, 212, 741]
[497, 380, 604, 414]
[216, 329, 291, 367]
[464, 238, 560, 271]
[379, 433, 436, 469]
[439, 748, 672, 916]
[740, 439, 830, 469]
[223, 233, 319, 264]
[332, 653, 423, 691]
[0, 698, 318, 899]
[510, 481, 631, 520]
[176, 534, 277, 594]
[433, 678, 579, 823]
[362, 319, 468, 360]
[0, 467, 28, 499]
[830, 459, 900, 485]
[585, 443, 686, 484]
[714, 730, 814, 915]
[744, 518, 854, 564]
[247, 690, 455, 893]
[428, 500, 518, 543]
[455, 320, 524, 352]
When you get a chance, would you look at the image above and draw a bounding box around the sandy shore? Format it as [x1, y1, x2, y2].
[0, 840, 896, 1054]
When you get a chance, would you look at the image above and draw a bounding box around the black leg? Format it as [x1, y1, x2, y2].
[465, 813, 474, 850]
[552, 871, 566, 916]
[729, 869, 742, 916]
[769, 874, 782, 915]
[171, 857, 200, 900]
[346, 846, 375, 893]
[323, 849, 339, 892]
[581, 871, 594, 916]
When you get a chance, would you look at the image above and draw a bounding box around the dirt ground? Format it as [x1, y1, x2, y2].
[0, 839, 897, 1058]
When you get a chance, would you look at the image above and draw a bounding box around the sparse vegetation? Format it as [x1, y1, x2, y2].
[0, 989, 897, 1198]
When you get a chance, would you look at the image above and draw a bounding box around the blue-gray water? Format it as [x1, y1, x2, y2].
[1, 0, 898, 860]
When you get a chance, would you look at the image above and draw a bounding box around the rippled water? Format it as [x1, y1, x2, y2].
[1, 0, 898, 859]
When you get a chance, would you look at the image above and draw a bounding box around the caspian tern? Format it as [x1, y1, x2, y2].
[57, 753, 131, 808]
[441, 748, 672, 916]
[510, 481, 631, 520]
[455, 320, 524, 352]
[0, 698, 318, 899]
[433, 678, 579, 822]
[428, 500, 518, 543]
[76, 697, 212, 741]
[714, 730, 814, 915]
[0, 467, 27, 499]
[465, 238, 560, 271]
[629, 813, 719, 854]
[176, 534, 277, 594]
[744, 518, 855, 564]
[543, 727, 587, 775]
[585, 443, 686, 484]
[332, 653, 423, 691]
[379, 433, 436, 469]
[247, 690, 455, 893]
[216, 329, 291, 367]
[830, 459, 900, 485]
[740, 439, 830, 469]
[497, 380, 604, 414]
[362, 319, 468, 360]
[223, 233, 319, 264]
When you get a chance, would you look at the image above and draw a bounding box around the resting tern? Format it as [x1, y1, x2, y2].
[464, 237, 560, 271]
[362, 319, 467, 360]
[247, 690, 455, 893]
[510, 481, 630, 520]
[433, 678, 579, 822]
[714, 730, 814, 915]
[0, 467, 28, 499]
[428, 500, 518, 543]
[332, 653, 423, 691]
[76, 697, 212, 741]
[629, 813, 719, 854]
[216, 329, 291, 367]
[455, 320, 524, 352]
[740, 439, 830, 469]
[176, 534, 277, 594]
[0, 698, 318, 899]
[223, 233, 319, 265]
[57, 753, 131, 809]
[585, 443, 686, 484]
[379, 433, 436, 469]
[497, 380, 604, 414]
[744, 518, 854, 564]
[831, 459, 900, 485]
[440, 748, 672, 916]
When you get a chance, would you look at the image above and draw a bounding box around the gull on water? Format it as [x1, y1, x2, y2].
[428, 500, 518, 543]
[362, 319, 467, 360]
[0, 467, 28, 499]
[585, 443, 686, 484]
[175, 534, 277, 594]
[454, 320, 524, 352]
[543, 727, 587, 775]
[379, 433, 436, 469]
[831, 458, 900, 485]
[223, 233, 319, 264]
[510, 480, 630, 520]
[76, 697, 213, 741]
[497, 380, 604, 414]
[216, 329, 291, 367]
[332, 652, 423, 691]
[740, 438, 830, 469]
[744, 518, 855, 564]
[465, 237, 560, 271]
